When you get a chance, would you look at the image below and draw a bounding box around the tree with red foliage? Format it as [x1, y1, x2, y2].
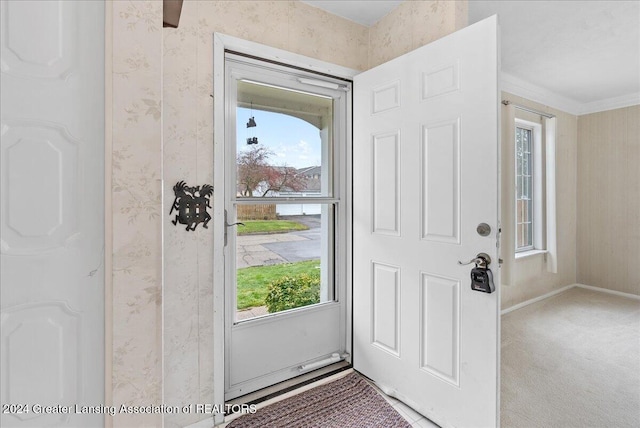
[237, 146, 307, 197]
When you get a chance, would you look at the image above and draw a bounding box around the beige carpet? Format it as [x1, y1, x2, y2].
[501, 287, 640, 427]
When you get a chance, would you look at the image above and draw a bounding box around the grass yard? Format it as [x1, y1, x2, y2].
[237, 220, 308, 235]
[236, 259, 320, 309]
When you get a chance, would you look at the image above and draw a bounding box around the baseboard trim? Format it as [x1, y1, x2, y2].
[501, 284, 575, 315]
[501, 283, 640, 315]
[575, 283, 640, 301]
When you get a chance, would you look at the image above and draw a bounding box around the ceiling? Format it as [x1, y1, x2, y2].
[301, 1, 402, 27]
[302, 0, 640, 114]
[469, 0, 640, 114]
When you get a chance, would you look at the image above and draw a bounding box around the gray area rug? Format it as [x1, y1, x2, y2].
[226, 372, 412, 428]
[501, 287, 640, 427]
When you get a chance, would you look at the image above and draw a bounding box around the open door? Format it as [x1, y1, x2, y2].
[353, 16, 500, 428]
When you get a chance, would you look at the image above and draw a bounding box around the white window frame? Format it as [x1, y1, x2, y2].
[514, 118, 544, 254]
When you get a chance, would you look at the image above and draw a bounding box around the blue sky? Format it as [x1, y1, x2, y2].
[236, 107, 322, 169]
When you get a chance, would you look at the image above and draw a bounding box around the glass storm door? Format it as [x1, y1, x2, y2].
[224, 54, 350, 400]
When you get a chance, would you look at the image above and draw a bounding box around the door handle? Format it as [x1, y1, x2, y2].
[458, 253, 491, 269]
[226, 221, 245, 227]
[224, 209, 245, 246]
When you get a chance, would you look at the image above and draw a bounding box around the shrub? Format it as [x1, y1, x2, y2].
[265, 273, 320, 313]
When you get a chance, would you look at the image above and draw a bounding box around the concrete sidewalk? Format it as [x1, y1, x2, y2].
[236, 233, 307, 268]
[236, 215, 321, 268]
[236, 305, 268, 321]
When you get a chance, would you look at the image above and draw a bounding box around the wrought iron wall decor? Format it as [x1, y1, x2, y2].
[170, 181, 213, 231]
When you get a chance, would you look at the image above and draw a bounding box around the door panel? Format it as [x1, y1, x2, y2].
[372, 132, 400, 235]
[2, 122, 79, 252]
[354, 16, 499, 428]
[0, 1, 104, 426]
[229, 305, 341, 386]
[371, 262, 401, 355]
[422, 119, 460, 243]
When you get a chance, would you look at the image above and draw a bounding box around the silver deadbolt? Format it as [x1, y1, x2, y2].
[477, 223, 491, 237]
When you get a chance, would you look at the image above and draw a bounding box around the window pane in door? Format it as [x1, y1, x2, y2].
[235, 203, 334, 321]
[236, 80, 333, 198]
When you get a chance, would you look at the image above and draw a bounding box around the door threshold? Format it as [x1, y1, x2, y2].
[225, 361, 351, 412]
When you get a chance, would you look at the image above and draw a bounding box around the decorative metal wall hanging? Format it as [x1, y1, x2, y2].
[170, 181, 213, 231]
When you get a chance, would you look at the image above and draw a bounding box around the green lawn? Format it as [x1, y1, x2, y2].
[237, 259, 320, 309]
[237, 220, 308, 235]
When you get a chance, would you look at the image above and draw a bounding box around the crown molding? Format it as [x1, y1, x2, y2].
[500, 72, 581, 115]
[501, 71, 640, 116]
[578, 92, 640, 115]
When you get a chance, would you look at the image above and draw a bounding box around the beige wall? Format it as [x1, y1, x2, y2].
[577, 105, 640, 296]
[500, 92, 578, 310]
[109, 1, 470, 426]
[368, 0, 467, 67]
[110, 1, 163, 426]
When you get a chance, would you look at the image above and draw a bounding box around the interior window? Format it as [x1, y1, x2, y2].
[515, 126, 534, 251]
[514, 117, 548, 254]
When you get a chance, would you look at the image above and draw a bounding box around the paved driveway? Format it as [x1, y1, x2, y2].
[236, 215, 321, 268]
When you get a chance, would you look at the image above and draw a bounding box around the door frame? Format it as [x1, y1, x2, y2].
[212, 33, 358, 425]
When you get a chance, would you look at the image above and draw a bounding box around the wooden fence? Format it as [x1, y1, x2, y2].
[237, 204, 277, 220]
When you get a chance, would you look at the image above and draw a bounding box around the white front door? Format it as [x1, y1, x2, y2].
[0, 1, 105, 427]
[353, 16, 500, 428]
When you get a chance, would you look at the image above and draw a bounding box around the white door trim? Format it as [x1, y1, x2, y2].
[212, 33, 357, 426]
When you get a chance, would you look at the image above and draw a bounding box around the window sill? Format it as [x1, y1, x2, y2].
[515, 249, 547, 260]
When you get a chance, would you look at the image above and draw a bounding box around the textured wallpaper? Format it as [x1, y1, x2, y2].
[368, 0, 467, 68]
[577, 105, 640, 296]
[111, 1, 163, 427]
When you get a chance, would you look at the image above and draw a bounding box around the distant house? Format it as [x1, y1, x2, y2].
[276, 166, 322, 216]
